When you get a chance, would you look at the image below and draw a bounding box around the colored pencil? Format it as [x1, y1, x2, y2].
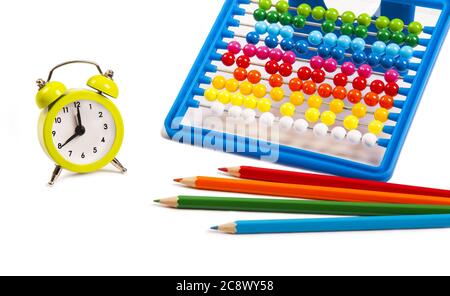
[212, 214, 450, 234]
[174, 177, 450, 206]
[219, 166, 450, 198]
[155, 196, 450, 216]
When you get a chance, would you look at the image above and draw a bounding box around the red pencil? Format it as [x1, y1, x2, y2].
[219, 166, 450, 198]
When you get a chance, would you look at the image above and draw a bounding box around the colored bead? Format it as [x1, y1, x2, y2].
[295, 40, 309, 54]
[363, 133, 378, 148]
[408, 21, 423, 35]
[333, 73, 348, 87]
[297, 66, 312, 80]
[243, 44, 257, 57]
[323, 33, 338, 47]
[364, 92, 379, 106]
[368, 120, 384, 135]
[269, 48, 283, 62]
[352, 103, 367, 118]
[289, 78, 303, 92]
[279, 63, 293, 77]
[325, 8, 339, 22]
[253, 9, 267, 22]
[372, 41, 387, 55]
[381, 56, 395, 69]
[341, 62, 356, 76]
[333, 86, 347, 100]
[375, 108, 389, 122]
[222, 52, 235, 66]
[279, 13, 294, 26]
[337, 35, 352, 49]
[311, 69, 326, 83]
[229, 106, 242, 119]
[340, 23, 354, 36]
[321, 111, 336, 126]
[318, 45, 332, 58]
[256, 46, 271, 60]
[308, 94, 323, 109]
[240, 81, 253, 95]
[265, 60, 279, 75]
[255, 21, 269, 35]
[347, 89, 362, 104]
[385, 69, 399, 83]
[331, 47, 345, 61]
[293, 15, 306, 29]
[290, 91, 305, 106]
[247, 70, 262, 84]
[330, 99, 345, 114]
[312, 6, 326, 20]
[376, 16, 390, 30]
[399, 46, 414, 59]
[297, 3, 312, 17]
[258, 0, 272, 10]
[267, 23, 281, 36]
[390, 18, 405, 32]
[257, 98, 272, 113]
[205, 87, 218, 102]
[358, 13, 372, 27]
[253, 84, 267, 98]
[405, 34, 419, 47]
[266, 11, 280, 23]
[392, 31, 406, 44]
[367, 53, 381, 67]
[236, 55, 250, 68]
[358, 64, 372, 78]
[260, 112, 276, 126]
[244, 95, 258, 109]
[347, 130, 362, 144]
[276, 0, 290, 14]
[280, 102, 296, 117]
[270, 87, 285, 101]
[303, 80, 317, 95]
[265, 36, 279, 48]
[218, 90, 231, 104]
[386, 43, 401, 56]
[377, 28, 392, 42]
[351, 38, 366, 52]
[231, 93, 245, 106]
[280, 39, 294, 51]
[310, 56, 324, 69]
[323, 58, 338, 73]
[380, 95, 394, 109]
[282, 51, 296, 64]
[342, 11, 356, 23]
[313, 123, 329, 137]
[280, 26, 294, 39]
[385, 82, 399, 96]
[370, 80, 385, 94]
[211, 102, 225, 116]
[212, 76, 226, 89]
[322, 20, 336, 33]
[234, 67, 247, 81]
[318, 83, 333, 98]
[343, 115, 359, 130]
[294, 119, 309, 133]
[352, 76, 367, 91]
[228, 41, 241, 54]
[269, 74, 284, 88]
[305, 108, 321, 123]
[246, 32, 260, 45]
[355, 25, 368, 38]
[242, 108, 257, 123]
[279, 116, 294, 129]
[308, 30, 323, 46]
[226, 79, 240, 92]
[332, 127, 347, 141]
[395, 57, 409, 72]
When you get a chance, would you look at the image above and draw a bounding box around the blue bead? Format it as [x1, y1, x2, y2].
[351, 38, 366, 52]
[399, 46, 414, 60]
[386, 43, 401, 57]
[367, 53, 381, 67]
[280, 26, 294, 39]
[331, 47, 345, 61]
[323, 33, 338, 47]
[246, 32, 260, 45]
[255, 21, 268, 35]
[352, 51, 367, 65]
[372, 41, 387, 55]
[267, 24, 281, 36]
[265, 36, 279, 48]
[337, 35, 352, 50]
[381, 56, 396, 69]
[308, 30, 323, 46]
[280, 38, 295, 51]
[295, 40, 309, 54]
[318, 44, 332, 58]
[395, 57, 409, 72]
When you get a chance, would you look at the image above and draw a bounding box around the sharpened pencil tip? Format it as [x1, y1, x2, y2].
[173, 178, 182, 183]
[211, 226, 219, 231]
[218, 168, 228, 173]
[153, 199, 160, 203]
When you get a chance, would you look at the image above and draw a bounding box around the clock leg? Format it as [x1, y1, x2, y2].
[111, 158, 127, 173]
[48, 165, 63, 186]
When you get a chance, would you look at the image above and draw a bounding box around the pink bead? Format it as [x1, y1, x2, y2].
[269, 48, 283, 62]
[256, 46, 270, 60]
[385, 69, 399, 83]
[323, 58, 338, 73]
[341, 62, 356, 76]
[310, 56, 324, 69]
[282, 51, 296, 64]
[358, 64, 372, 78]
[243, 44, 257, 57]
[227, 41, 241, 55]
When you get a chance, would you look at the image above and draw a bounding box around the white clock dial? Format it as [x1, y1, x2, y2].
[51, 100, 116, 165]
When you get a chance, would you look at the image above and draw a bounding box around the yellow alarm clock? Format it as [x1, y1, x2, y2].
[36, 60, 126, 185]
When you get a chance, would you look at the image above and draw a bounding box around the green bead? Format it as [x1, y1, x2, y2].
[358, 13, 372, 27]
[322, 20, 335, 33]
[253, 8, 267, 22]
[325, 8, 339, 22]
[391, 31, 406, 44]
[297, 3, 312, 18]
[259, 0, 272, 11]
[275, 0, 290, 14]
[377, 28, 392, 42]
[375, 16, 390, 30]
[341, 11, 356, 23]
[279, 13, 293, 25]
[311, 6, 326, 20]
[405, 33, 419, 47]
[293, 15, 306, 29]
[390, 18, 405, 32]
[266, 10, 280, 23]
[341, 23, 354, 36]
[355, 25, 368, 38]
[408, 21, 423, 35]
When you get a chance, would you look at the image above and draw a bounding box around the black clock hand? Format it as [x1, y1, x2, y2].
[76, 106, 83, 127]
[59, 133, 79, 149]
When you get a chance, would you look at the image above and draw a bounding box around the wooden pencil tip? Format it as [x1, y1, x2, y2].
[153, 199, 161, 203]
[218, 168, 228, 173]
[173, 178, 182, 183]
[211, 226, 219, 230]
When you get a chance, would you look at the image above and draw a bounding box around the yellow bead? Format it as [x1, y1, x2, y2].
[204, 87, 218, 102]
[243, 95, 258, 109]
[374, 108, 389, 122]
[212, 76, 226, 90]
[369, 120, 384, 135]
[352, 103, 367, 118]
[225, 78, 240, 92]
[308, 94, 323, 108]
[217, 90, 231, 104]
[240, 81, 253, 95]
[270, 87, 285, 101]
[290, 91, 305, 106]
[253, 84, 267, 98]
[343, 115, 359, 131]
[231, 93, 245, 106]
[305, 108, 321, 123]
[321, 111, 336, 126]
[329, 99, 345, 114]
[257, 98, 272, 113]
[280, 103, 296, 117]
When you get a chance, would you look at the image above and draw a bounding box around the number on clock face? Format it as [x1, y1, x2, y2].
[52, 100, 116, 165]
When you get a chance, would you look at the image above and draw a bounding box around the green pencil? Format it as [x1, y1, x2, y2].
[154, 196, 450, 216]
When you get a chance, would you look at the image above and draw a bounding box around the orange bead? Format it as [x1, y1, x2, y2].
[233, 67, 247, 81]
[380, 95, 394, 110]
[318, 83, 333, 98]
[247, 70, 262, 84]
[269, 74, 284, 88]
[364, 92, 380, 107]
[347, 89, 362, 104]
[289, 78, 303, 92]
[333, 86, 347, 100]
[302, 80, 317, 95]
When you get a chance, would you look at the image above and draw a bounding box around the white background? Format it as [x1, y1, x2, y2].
[0, 0, 449, 276]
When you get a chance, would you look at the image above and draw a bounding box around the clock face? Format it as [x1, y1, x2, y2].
[51, 100, 117, 165]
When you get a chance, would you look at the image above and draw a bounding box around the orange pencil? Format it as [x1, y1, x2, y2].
[174, 177, 450, 206]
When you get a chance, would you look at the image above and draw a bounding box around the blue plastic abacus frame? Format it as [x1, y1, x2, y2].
[164, 0, 450, 181]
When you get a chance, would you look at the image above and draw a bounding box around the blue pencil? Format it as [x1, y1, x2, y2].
[211, 214, 450, 234]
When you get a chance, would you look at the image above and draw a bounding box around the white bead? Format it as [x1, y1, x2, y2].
[241, 108, 256, 124]
[279, 116, 294, 130]
[259, 112, 276, 127]
[331, 126, 346, 141]
[347, 130, 362, 145]
[363, 133, 378, 148]
[293, 119, 309, 134]
[313, 123, 329, 137]
[211, 102, 225, 116]
[228, 106, 242, 119]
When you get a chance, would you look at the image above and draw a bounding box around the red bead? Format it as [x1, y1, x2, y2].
[318, 83, 333, 98]
[221, 52, 235, 66]
[364, 92, 380, 107]
[352, 76, 367, 91]
[303, 80, 317, 95]
[347, 89, 362, 104]
[370, 80, 385, 94]
[333, 86, 347, 100]
[236, 55, 250, 69]
[311, 69, 326, 83]
[380, 95, 394, 109]
[269, 74, 284, 88]
[265, 60, 280, 75]
[233, 67, 247, 81]
[289, 78, 303, 92]
[297, 66, 312, 80]
[385, 82, 399, 96]
[247, 70, 262, 84]
[333, 73, 348, 87]
[279, 63, 293, 77]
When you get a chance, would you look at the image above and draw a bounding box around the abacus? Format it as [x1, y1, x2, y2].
[164, 0, 450, 181]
